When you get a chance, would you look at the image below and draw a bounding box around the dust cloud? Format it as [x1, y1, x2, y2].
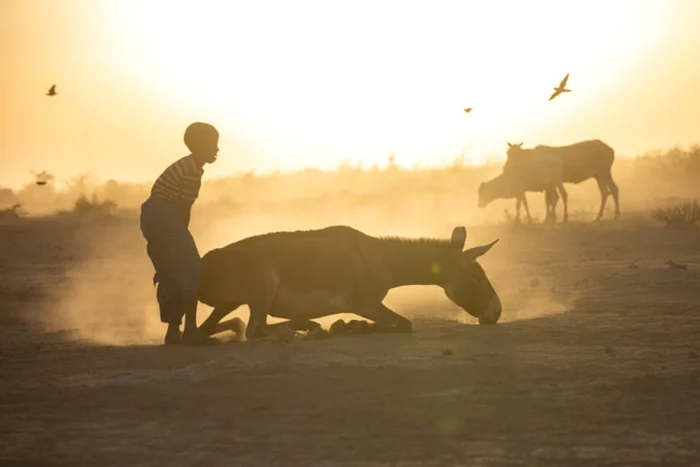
[37, 228, 165, 346]
[18, 145, 700, 345]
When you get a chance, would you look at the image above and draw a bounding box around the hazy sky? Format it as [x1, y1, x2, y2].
[2, 0, 699, 188]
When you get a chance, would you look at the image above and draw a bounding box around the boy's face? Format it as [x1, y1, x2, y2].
[194, 135, 219, 164]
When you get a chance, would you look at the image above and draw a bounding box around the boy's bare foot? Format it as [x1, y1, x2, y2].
[182, 328, 220, 346]
[164, 326, 182, 346]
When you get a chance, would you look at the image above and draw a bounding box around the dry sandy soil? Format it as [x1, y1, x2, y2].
[1, 211, 700, 466]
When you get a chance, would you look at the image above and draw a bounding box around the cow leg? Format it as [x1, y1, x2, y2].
[544, 188, 553, 223]
[606, 175, 620, 219]
[357, 303, 413, 333]
[549, 187, 561, 223]
[543, 187, 557, 224]
[522, 195, 533, 223]
[557, 183, 568, 223]
[517, 194, 532, 223]
[594, 177, 609, 221]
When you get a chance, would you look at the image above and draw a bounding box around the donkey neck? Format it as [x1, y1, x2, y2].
[373, 237, 450, 288]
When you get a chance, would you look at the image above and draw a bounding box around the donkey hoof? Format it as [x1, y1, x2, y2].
[306, 327, 330, 340]
[478, 315, 499, 325]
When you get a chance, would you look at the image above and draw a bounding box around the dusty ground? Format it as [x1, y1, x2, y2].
[1, 212, 700, 466]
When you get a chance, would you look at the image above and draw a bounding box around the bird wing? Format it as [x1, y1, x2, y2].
[549, 89, 559, 101]
[559, 73, 569, 88]
[49, 84, 55, 93]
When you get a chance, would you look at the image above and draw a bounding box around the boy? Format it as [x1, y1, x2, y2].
[140, 122, 219, 345]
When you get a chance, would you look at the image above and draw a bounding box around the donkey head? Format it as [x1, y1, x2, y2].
[441, 227, 502, 324]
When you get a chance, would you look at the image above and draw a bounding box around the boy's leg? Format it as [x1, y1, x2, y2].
[177, 229, 217, 345]
[146, 241, 185, 345]
[141, 200, 186, 344]
[140, 198, 215, 346]
[156, 279, 183, 325]
[148, 243, 185, 324]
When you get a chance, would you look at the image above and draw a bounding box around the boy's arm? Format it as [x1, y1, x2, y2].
[180, 168, 201, 228]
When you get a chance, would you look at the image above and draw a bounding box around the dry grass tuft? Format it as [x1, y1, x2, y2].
[651, 199, 700, 227]
[0, 203, 24, 219]
[72, 194, 117, 216]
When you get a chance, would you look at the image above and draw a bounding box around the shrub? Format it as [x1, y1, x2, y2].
[651, 199, 700, 227]
[0, 203, 24, 219]
[73, 194, 117, 216]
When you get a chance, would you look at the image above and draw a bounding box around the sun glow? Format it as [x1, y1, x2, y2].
[101, 0, 668, 172]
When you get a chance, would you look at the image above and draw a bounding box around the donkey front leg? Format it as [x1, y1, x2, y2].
[199, 304, 241, 336]
[263, 319, 322, 334]
[358, 303, 413, 334]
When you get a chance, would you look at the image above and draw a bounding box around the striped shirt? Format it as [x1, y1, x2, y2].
[151, 155, 204, 207]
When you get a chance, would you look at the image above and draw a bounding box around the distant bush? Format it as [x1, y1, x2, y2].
[651, 199, 700, 227]
[0, 203, 24, 219]
[73, 194, 117, 216]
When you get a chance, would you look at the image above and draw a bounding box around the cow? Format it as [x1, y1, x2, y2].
[505, 140, 619, 221]
[479, 152, 567, 223]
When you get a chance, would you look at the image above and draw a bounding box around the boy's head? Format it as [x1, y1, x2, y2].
[184, 122, 219, 164]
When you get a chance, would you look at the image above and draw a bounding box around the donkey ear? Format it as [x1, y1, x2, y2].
[517, 142, 524, 147]
[507, 142, 513, 148]
[449, 226, 467, 251]
[461, 239, 499, 264]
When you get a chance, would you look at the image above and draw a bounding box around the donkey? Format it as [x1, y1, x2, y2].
[478, 153, 567, 223]
[197, 225, 501, 341]
[506, 140, 619, 220]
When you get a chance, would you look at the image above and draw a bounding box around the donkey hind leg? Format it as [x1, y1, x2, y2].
[556, 183, 568, 223]
[245, 270, 281, 342]
[594, 177, 610, 221]
[357, 303, 413, 334]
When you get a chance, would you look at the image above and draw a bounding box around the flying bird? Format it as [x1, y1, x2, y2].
[548, 73, 570, 101]
[46, 84, 57, 96]
[464, 107, 473, 114]
[33, 170, 53, 186]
